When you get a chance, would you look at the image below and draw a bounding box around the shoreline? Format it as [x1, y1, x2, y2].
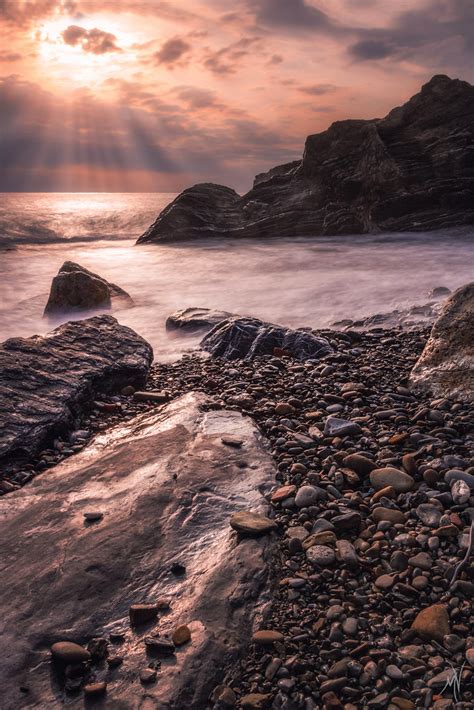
[1, 322, 473, 708]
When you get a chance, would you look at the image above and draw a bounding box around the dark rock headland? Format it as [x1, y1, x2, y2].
[138, 75, 474, 244]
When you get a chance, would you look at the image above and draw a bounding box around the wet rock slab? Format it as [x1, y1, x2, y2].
[0, 392, 277, 709]
[0, 315, 153, 471]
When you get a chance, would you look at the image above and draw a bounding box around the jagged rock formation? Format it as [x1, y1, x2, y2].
[0, 315, 153, 470]
[201, 316, 333, 360]
[166, 307, 235, 332]
[44, 261, 133, 315]
[137, 75, 474, 243]
[410, 282, 474, 400]
[0, 393, 276, 709]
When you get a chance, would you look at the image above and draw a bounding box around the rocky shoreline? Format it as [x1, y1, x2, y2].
[0, 288, 473, 708]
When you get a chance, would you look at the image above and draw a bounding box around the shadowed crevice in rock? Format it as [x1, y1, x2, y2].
[410, 282, 474, 400]
[137, 75, 474, 244]
[0, 315, 153, 471]
[0, 393, 277, 709]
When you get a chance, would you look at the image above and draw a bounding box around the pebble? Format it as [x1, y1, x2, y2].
[229, 511, 277, 535]
[252, 630, 284, 645]
[411, 604, 450, 642]
[172, 624, 191, 646]
[294, 485, 324, 507]
[83, 682, 107, 696]
[129, 604, 158, 626]
[50, 641, 91, 664]
[140, 668, 157, 683]
[370, 467, 415, 492]
[324, 417, 362, 437]
[306, 545, 336, 567]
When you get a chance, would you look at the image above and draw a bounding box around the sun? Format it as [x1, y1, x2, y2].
[35, 18, 133, 88]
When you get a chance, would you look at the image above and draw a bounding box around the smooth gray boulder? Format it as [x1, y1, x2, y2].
[410, 282, 474, 400]
[0, 315, 153, 470]
[166, 307, 235, 332]
[201, 316, 333, 361]
[44, 261, 133, 315]
[0, 393, 277, 709]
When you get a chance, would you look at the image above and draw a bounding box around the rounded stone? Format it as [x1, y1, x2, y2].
[229, 511, 277, 535]
[172, 625, 191, 646]
[370, 468, 415, 492]
[294, 485, 324, 508]
[50, 641, 91, 665]
[306, 545, 336, 567]
[372, 506, 406, 524]
[411, 604, 450, 642]
[252, 630, 284, 645]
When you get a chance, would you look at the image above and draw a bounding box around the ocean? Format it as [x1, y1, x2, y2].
[1, 192, 473, 361]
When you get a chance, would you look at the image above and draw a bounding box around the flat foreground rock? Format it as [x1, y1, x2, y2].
[410, 282, 474, 400]
[0, 392, 276, 709]
[0, 315, 153, 471]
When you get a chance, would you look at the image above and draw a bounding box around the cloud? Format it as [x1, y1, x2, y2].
[348, 0, 474, 63]
[175, 86, 219, 109]
[62, 25, 122, 54]
[0, 0, 82, 27]
[204, 37, 261, 75]
[250, 0, 340, 33]
[298, 83, 339, 95]
[0, 51, 23, 62]
[154, 37, 191, 67]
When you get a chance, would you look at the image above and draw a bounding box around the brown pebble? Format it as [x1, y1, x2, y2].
[83, 682, 107, 696]
[172, 624, 191, 646]
[252, 630, 284, 645]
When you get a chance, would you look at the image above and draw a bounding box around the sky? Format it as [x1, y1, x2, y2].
[0, 0, 473, 193]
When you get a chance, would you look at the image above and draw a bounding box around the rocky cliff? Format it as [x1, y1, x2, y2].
[138, 75, 474, 243]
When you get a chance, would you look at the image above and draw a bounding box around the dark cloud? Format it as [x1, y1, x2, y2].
[62, 25, 121, 54]
[204, 37, 261, 75]
[175, 86, 219, 109]
[298, 83, 339, 95]
[154, 37, 191, 67]
[0, 51, 23, 62]
[0, 0, 78, 26]
[349, 39, 394, 60]
[250, 0, 339, 33]
[348, 0, 474, 65]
